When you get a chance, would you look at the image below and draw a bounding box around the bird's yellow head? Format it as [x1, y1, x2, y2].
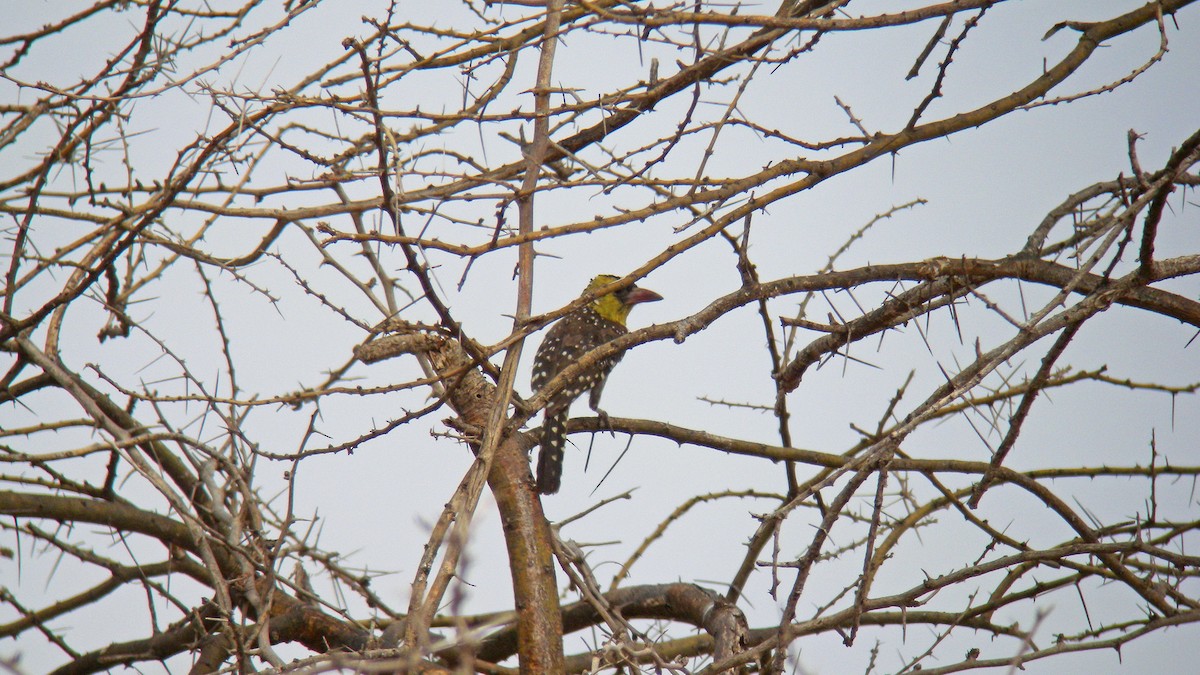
[585, 274, 663, 326]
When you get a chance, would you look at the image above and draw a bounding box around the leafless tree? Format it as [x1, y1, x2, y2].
[2, 1, 1199, 673]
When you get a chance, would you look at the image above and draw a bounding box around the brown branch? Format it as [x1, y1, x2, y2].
[380, 321, 562, 671]
[969, 320, 1082, 507]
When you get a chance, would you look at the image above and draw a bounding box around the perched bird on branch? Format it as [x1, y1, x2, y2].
[531, 274, 662, 495]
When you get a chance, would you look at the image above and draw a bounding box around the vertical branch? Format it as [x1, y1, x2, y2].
[848, 460, 890, 645]
[1138, 128, 1200, 277]
[968, 321, 1081, 507]
[488, 1, 569, 669]
[405, 1, 570, 669]
[728, 220, 800, 493]
[344, 36, 493, 661]
[765, 452, 882, 675]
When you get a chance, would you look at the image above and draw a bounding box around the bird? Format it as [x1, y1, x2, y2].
[531, 274, 662, 495]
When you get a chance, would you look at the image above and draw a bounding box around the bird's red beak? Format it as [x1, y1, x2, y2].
[624, 286, 663, 305]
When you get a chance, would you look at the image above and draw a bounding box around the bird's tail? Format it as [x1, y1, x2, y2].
[537, 408, 568, 494]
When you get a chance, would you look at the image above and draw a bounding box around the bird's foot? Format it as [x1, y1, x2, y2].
[595, 408, 615, 436]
